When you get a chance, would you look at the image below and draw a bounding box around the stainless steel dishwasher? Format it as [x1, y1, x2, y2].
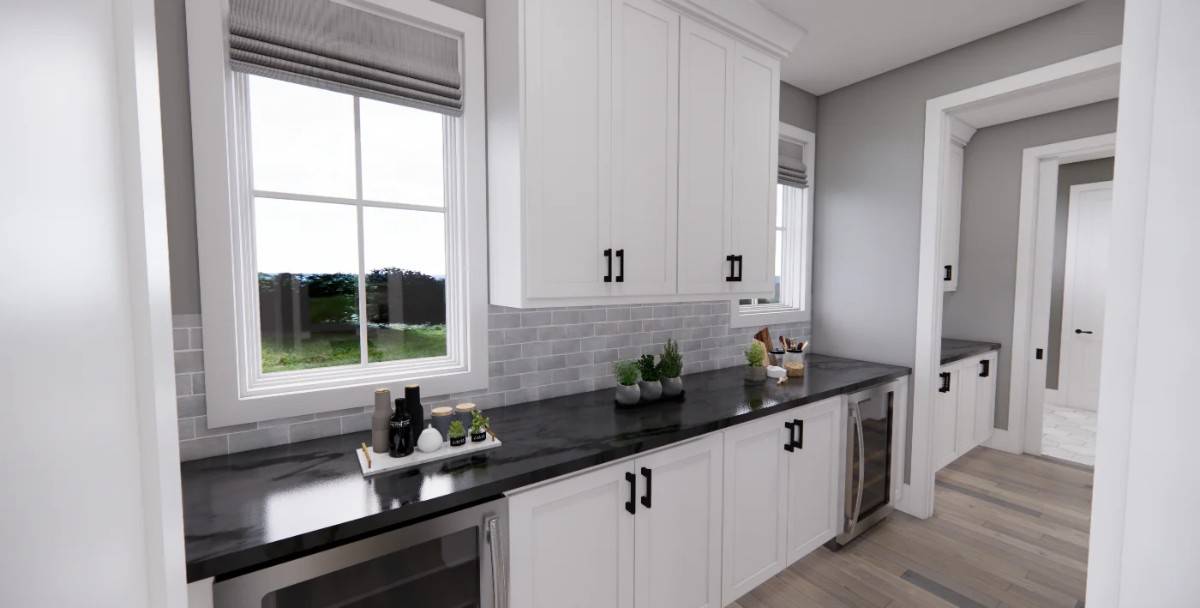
[213, 498, 507, 608]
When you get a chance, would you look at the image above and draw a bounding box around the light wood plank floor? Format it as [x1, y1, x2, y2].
[731, 447, 1093, 608]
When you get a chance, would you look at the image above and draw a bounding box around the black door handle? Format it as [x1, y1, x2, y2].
[640, 467, 652, 509]
[604, 249, 613, 283]
[793, 419, 804, 450]
[725, 255, 737, 281]
[938, 372, 951, 393]
[783, 421, 795, 452]
[615, 249, 625, 283]
[624, 471, 636, 514]
[979, 359, 990, 378]
[944, 265, 953, 281]
[1074, 329, 1094, 335]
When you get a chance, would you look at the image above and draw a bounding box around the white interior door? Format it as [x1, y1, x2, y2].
[1058, 181, 1113, 411]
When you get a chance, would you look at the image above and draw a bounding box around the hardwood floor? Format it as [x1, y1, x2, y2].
[731, 447, 1093, 608]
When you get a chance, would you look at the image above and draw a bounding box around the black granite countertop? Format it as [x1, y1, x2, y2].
[181, 353, 908, 582]
[941, 338, 1001, 365]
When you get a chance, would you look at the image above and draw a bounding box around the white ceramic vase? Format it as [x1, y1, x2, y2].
[616, 383, 641, 405]
[662, 376, 683, 397]
[417, 425, 443, 453]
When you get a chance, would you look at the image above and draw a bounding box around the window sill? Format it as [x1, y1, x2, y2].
[729, 302, 810, 328]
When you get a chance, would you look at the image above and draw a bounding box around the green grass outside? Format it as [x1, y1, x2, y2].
[261, 325, 447, 373]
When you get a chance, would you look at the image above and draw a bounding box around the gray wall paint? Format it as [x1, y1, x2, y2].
[1046, 157, 1114, 389]
[941, 100, 1117, 428]
[812, 0, 1123, 371]
[780, 81, 817, 132]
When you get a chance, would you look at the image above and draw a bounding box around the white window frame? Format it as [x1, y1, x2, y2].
[730, 123, 814, 328]
[186, 0, 488, 427]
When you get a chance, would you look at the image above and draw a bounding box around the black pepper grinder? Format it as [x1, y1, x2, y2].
[404, 384, 424, 450]
[389, 397, 414, 458]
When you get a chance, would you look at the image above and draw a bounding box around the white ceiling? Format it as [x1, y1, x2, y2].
[760, 0, 1083, 95]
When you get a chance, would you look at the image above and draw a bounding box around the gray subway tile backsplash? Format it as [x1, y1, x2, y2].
[172, 301, 809, 461]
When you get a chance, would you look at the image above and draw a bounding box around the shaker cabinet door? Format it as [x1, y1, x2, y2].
[785, 397, 840, 564]
[677, 18, 735, 295]
[634, 434, 723, 608]
[523, 0, 612, 299]
[721, 412, 790, 604]
[508, 462, 635, 608]
[611, 0, 679, 297]
[933, 365, 959, 471]
[728, 42, 779, 296]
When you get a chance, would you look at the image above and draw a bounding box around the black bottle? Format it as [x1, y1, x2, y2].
[389, 398, 414, 458]
[404, 385, 424, 449]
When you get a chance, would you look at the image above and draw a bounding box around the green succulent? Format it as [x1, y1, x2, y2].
[744, 341, 767, 368]
[470, 409, 489, 433]
[660, 339, 683, 379]
[637, 354, 661, 382]
[614, 360, 640, 386]
[448, 419, 466, 438]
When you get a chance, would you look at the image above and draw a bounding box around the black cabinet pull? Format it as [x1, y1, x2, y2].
[793, 419, 804, 450]
[979, 359, 990, 378]
[734, 255, 744, 281]
[725, 255, 737, 282]
[944, 265, 953, 281]
[938, 372, 951, 393]
[1074, 328, 1094, 335]
[624, 471, 636, 514]
[640, 467, 652, 509]
[604, 249, 613, 283]
[783, 421, 795, 452]
[1035, 348, 1044, 360]
[616, 249, 625, 283]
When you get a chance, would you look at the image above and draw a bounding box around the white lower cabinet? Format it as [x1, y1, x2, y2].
[508, 433, 723, 608]
[721, 397, 842, 605]
[934, 351, 999, 471]
[507, 398, 846, 608]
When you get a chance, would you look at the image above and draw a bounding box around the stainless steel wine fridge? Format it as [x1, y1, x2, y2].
[829, 382, 900, 548]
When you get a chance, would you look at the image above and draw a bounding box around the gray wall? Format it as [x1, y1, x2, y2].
[1046, 157, 1114, 389]
[780, 81, 817, 132]
[811, 0, 1123, 370]
[942, 101, 1117, 428]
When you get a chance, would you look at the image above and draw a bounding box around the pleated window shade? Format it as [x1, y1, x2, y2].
[228, 0, 463, 115]
[778, 139, 808, 188]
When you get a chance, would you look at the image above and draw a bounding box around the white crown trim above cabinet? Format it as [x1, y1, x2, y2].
[486, 0, 785, 307]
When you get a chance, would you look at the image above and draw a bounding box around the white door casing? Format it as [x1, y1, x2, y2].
[1058, 181, 1113, 411]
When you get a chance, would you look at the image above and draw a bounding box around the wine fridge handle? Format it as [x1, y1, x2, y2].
[848, 401, 866, 536]
[486, 515, 507, 608]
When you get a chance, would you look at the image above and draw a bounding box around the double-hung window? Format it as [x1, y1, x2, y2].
[731, 123, 815, 328]
[188, 0, 487, 426]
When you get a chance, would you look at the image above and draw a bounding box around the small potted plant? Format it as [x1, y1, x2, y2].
[613, 360, 641, 405]
[660, 339, 683, 397]
[447, 420, 467, 447]
[469, 409, 489, 443]
[744, 341, 768, 384]
[637, 354, 662, 401]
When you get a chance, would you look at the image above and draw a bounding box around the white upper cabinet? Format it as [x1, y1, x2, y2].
[611, 0, 679, 298]
[940, 117, 975, 292]
[728, 42, 780, 295]
[486, 0, 794, 307]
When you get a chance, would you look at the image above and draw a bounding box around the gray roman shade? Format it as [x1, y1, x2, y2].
[778, 140, 808, 188]
[229, 0, 463, 115]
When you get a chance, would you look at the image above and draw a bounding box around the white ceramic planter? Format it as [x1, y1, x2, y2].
[662, 376, 683, 397]
[744, 366, 767, 384]
[639, 380, 663, 401]
[616, 383, 641, 405]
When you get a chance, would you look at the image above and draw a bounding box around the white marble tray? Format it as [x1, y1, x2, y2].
[356, 436, 502, 478]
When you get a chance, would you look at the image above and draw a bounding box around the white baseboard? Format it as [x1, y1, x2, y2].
[1044, 388, 1063, 406]
[985, 428, 1023, 454]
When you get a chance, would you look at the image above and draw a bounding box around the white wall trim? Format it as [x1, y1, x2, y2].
[111, 0, 188, 604]
[907, 47, 1121, 519]
[1003, 136, 1115, 457]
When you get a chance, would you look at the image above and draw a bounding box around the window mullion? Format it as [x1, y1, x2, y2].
[354, 97, 368, 367]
